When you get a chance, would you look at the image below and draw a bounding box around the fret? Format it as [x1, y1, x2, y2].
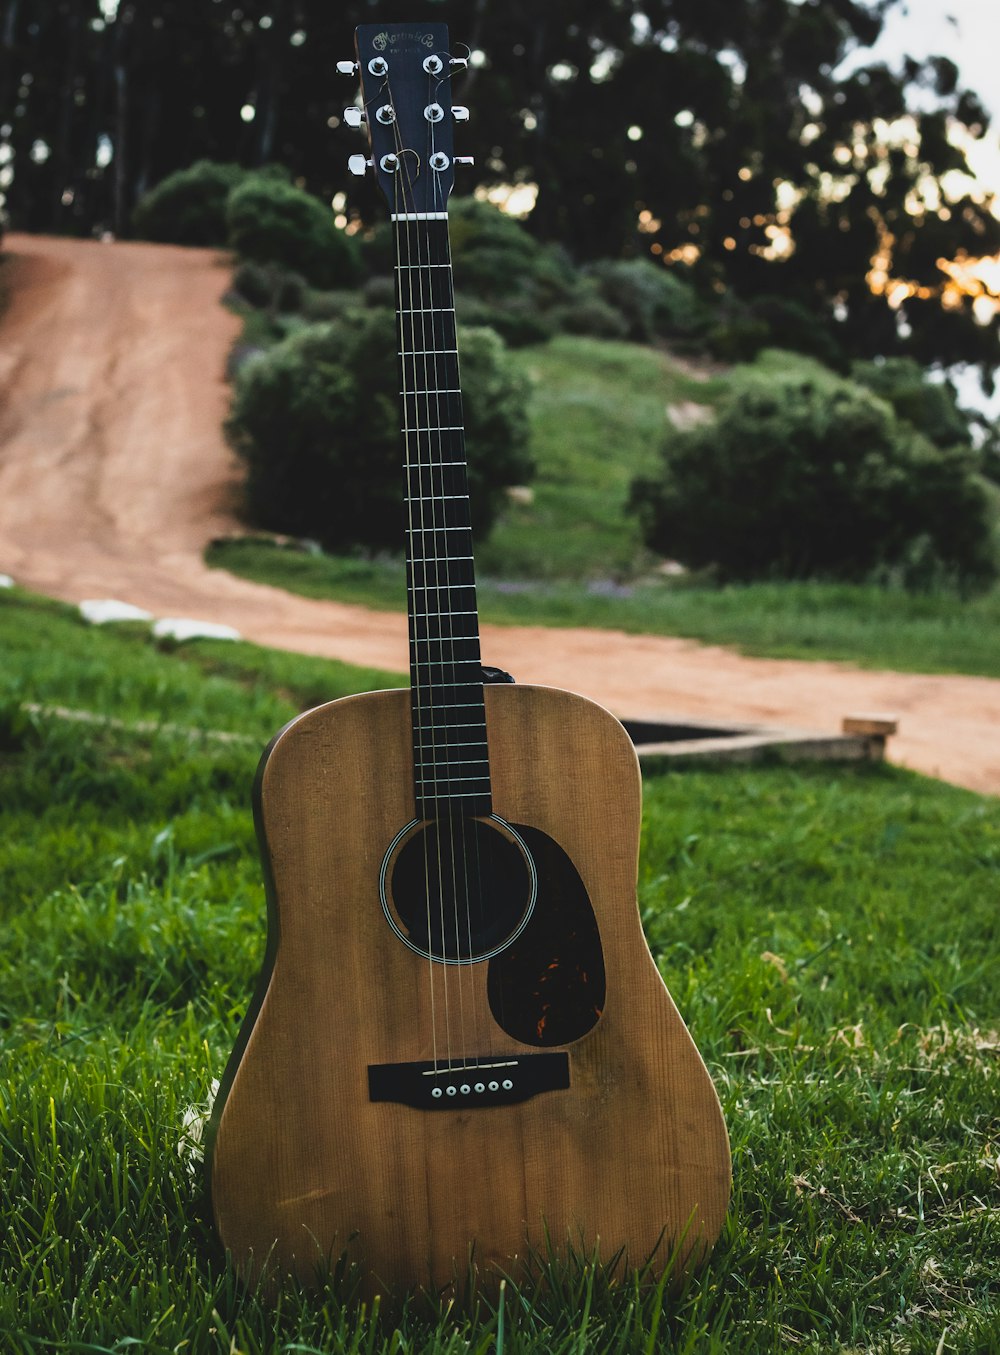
[402, 428, 463, 435]
[402, 458, 466, 466]
[406, 704, 482, 715]
[415, 608, 478, 618]
[409, 554, 474, 563]
[410, 676, 482, 687]
[400, 387, 462, 396]
[411, 637, 481, 647]
[406, 525, 470, 535]
[399, 350, 459, 357]
[407, 582, 476, 594]
[399, 306, 456, 315]
[395, 262, 450, 270]
[412, 720, 487, 733]
[411, 780, 490, 791]
[415, 758, 490, 771]
[414, 739, 489, 751]
[407, 493, 467, 502]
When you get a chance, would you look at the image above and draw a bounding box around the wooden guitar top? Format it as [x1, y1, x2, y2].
[208, 684, 731, 1296]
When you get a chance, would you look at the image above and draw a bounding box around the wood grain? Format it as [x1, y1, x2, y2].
[208, 684, 731, 1296]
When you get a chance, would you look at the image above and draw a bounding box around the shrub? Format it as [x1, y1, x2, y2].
[547, 290, 630, 341]
[448, 197, 574, 302]
[226, 309, 533, 553]
[230, 259, 307, 312]
[583, 258, 710, 345]
[456, 296, 557, 348]
[132, 160, 248, 245]
[630, 368, 998, 589]
[850, 356, 971, 449]
[225, 177, 362, 288]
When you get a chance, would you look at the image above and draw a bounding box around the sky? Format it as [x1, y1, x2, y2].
[849, 0, 1000, 412]
[870, 0, 999, 119]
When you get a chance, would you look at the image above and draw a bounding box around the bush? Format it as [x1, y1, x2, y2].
[850, 356, 971, 449]
[583, 258, 710, 345]
[230, 259, 307, 312]
[630, 368, 998, 589]
[132, 160, 248, 245]
[226, 309, 534, 553]
[547, 290, 630, 341]
[225, 177, 362, 288]
[456, 296, 557, 348]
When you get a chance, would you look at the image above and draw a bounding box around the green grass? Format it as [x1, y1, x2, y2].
[208, 540, 1000, 681]
[476, 336, 714, 580]
[2, 589, 999, 1352]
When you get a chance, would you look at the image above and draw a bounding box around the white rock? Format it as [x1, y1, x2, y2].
[152, 617, 242, 643]
[0, 574, 14, 589]
[79, 598, 155, 624]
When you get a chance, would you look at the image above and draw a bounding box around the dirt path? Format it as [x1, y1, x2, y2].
[1, 233, 999, 795]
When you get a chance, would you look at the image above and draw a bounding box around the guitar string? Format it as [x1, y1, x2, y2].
[429, 62, 486, 1070]
[385, 53, 495, 1075]
[383, 71, 446, 1074]
[417, 72, 476, 1068]
[391, 79, 467, 1071]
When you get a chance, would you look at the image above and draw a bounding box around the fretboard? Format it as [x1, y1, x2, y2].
[394, 217, 491, 820]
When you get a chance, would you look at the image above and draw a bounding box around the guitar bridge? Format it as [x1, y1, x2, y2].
[368, 1052, 569, 1110]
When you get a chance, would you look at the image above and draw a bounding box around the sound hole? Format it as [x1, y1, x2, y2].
[382, 815, 535, 965]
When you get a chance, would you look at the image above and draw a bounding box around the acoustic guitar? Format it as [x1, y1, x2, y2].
[207, 21, 730, 1297]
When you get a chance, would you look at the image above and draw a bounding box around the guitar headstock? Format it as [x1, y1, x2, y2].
[350, 23, 469, 215]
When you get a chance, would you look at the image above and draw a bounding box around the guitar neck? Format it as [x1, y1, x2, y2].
[394, 216, 491, 820]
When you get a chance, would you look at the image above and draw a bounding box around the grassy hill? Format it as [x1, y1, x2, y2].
[2, 587, 998, 1350]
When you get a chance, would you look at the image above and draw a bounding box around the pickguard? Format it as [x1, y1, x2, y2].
[487, 824, 606, 1047]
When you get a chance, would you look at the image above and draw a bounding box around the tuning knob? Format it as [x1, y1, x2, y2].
[455, 156, 475, 166]
[452, 106, 470, 122]
[348, 154, 372, 176]
[450, 56, 469, 70]
[343, 106, 366, 127]
[336, 60, 358, 75]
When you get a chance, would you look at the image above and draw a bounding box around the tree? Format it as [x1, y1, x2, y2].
[3, 1, 996, 381]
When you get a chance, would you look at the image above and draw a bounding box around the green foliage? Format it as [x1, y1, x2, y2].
[225, 176, 362, 288]
[131, 160, 249, 246]
[448, 197, 579, 346]
[229, 258, 307, 313]
[449, 197, 574, 299]
[850, 356, 972, 449]
[545, 289, 631, 341]
[456, 295, 558, 348]
[583, 258, 711, 345]
[632, 366, 999, 589]
[226, 308, 533, 552]
[705, 297, 846, 370]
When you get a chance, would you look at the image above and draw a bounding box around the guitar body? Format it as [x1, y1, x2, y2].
[208, 683, 730, 1295]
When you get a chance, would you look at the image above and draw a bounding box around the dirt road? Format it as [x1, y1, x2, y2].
[1, 232, 998, 795]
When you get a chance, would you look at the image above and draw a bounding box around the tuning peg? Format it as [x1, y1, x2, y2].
[348, 154, 372, 176]
[454, 156, 475, 166]
[343, 107, 366, 127]
[449, 57, 469, 70]
[336, 60, 358, 75]
[452, 106, 470, 122]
